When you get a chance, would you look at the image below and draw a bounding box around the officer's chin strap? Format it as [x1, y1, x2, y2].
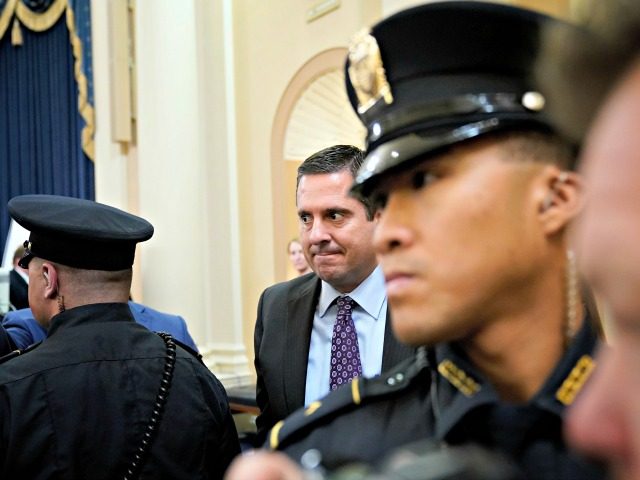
[123, 332, 176, 480]
[564, 249, 578, 350]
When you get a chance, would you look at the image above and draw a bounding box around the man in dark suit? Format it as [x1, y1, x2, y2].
[9, 245, 29, 310]
[254, 145, 412, 442]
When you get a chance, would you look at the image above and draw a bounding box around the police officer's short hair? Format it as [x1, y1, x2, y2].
[487, 130, 575, 171]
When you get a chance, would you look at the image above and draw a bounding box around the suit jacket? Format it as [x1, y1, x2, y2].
[1, 302, 198, 353]
[9, 269, 29, 310]
[254, 272, 413, 441]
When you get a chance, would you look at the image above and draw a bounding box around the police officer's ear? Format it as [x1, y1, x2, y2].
[41, 262, 59, 299]
[537, 168, 584, 235]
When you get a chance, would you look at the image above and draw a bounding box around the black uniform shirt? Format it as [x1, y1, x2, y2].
[0, 302, 240, 479]
[270, 317, 604, 479]
[432, 319, 604, 479]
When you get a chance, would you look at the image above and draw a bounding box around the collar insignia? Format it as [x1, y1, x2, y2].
[556, 354, 596, 405]
[438, 359, 481, 397]
[348, 29, 394, 114]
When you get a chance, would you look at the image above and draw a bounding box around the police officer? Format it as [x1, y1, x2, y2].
[227, 3, 605, 480]
[0, 195, 240, 479]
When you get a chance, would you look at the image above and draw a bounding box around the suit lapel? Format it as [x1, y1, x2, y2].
[283, 275, 321, 413]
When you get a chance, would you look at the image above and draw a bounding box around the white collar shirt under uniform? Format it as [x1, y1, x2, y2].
[304, 265, 387, 406]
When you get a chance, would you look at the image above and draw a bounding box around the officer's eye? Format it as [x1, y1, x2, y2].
[411, 170, 438, 190]
[328, 211, 345, 221]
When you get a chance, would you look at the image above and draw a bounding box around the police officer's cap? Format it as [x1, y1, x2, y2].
[8, 195, 154, 271]
[346, 1, 574, 197]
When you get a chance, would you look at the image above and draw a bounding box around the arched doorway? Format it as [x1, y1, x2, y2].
[270, 48, 365, 280]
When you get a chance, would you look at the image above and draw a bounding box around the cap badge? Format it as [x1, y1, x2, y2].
[348, 29, 394, 114]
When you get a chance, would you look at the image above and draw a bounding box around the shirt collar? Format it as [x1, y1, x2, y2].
[317, 265, 386, 319]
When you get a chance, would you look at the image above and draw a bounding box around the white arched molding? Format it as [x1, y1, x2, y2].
[271, 48, 365, 281]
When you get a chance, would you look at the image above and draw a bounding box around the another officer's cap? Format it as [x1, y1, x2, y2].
[8, 195, 154, 271]
[346, 1, 574, 197]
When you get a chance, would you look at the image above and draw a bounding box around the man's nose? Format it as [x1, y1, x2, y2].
[308, 219, 331, 244]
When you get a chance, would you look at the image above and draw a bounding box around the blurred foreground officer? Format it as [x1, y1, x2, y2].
[0, 195, 240, 479]
[539, 2, 640, 479]
[227, 3, 605, 480]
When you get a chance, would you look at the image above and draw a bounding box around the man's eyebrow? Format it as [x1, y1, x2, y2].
[326, 207, 351, 215]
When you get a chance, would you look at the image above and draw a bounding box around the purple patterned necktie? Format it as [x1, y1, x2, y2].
[329, 296, 362, 391]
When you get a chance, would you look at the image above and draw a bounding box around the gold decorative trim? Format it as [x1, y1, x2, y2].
[269, 420, 284, 450]
[438, 359, 481, 397]
[15, 0, 66, 32]
[65, 2, 95, 161]
[556, 355, 596, 406]
[351, 377, 361, 405]
[11, 16, 22, 45]
[0, 0, 18, 40]
[0, 0, 95, 161]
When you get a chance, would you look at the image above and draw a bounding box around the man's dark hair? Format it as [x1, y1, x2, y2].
[537, 0, 640, 144]
[296, 145, 376, 220]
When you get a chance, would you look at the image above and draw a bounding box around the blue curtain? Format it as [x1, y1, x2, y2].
[0, 0, 94, 260]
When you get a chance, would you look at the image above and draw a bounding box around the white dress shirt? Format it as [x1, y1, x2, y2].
[304, 265, 387, 405]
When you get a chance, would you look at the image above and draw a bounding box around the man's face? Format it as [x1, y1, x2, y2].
[372, 139, 551, 345]
[567, 62, 640, 480]
[297, 169, 378, 293]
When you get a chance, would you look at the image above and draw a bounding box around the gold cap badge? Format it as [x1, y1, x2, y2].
[348, 29, 394, 115]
